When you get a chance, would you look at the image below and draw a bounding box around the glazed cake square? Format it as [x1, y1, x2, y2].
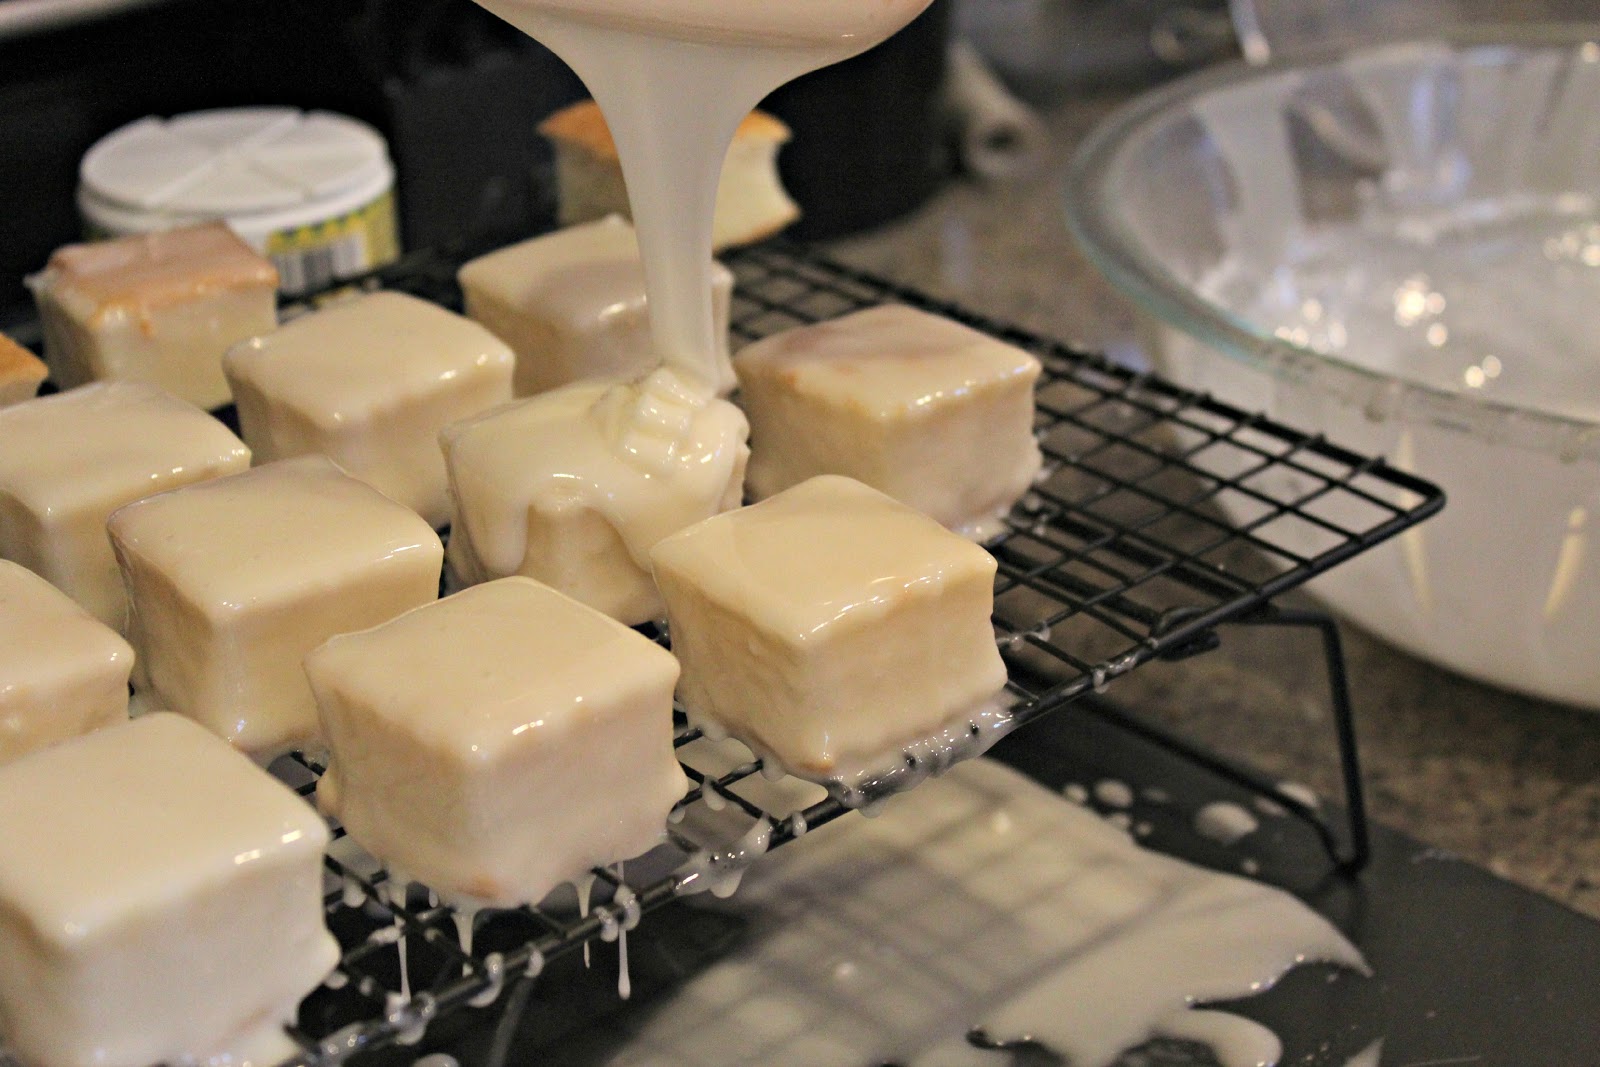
[0, 713, 336, 1067]
[307, 576, 686, 906]
[650, 475, 1008, 778]
[441, 370, 748, 625]
[30, 222, 278, 410]
[734, 304, 1044, 540]
[458, 215, 737, 396]
[107, 455, 443, 758]
[224, 290, 514, 527]
[0, 561, 133, 766]
[0, 381, 251, 630]
[540, 101, 799, 249]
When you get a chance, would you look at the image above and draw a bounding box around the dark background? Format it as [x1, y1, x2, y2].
[0, 0, 954, 327]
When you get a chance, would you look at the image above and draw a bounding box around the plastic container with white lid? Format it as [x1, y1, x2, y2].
[78, 107, 400, 295]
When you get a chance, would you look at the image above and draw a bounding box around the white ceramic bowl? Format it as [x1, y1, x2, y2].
[1068, 27, 1600, 709]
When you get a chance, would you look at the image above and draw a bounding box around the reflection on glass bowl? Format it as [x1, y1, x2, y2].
[1068, 26, 1600, 709]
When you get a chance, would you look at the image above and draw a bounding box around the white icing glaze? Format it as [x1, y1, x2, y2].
[441, 369, 747, 625]
[307, 577, 686, 908]
[0, 380, 250, 630]
[652, 476, 1009, 782]
[1253, 795, 1288, 817]
[1195, 801, 1262, 847]
[610, 758, 1367, 1067]
[0, 560, 133, 765]
[701, 778, 728, 812]
[474, 0, 931, 44]
[468, 953, 506, 1008]
[674, 815, 773, 899]
[578, 873, 595, 968]
[1343, 1038, 1385, 1066]
[376, 878, 412, 1003]
[545, 103, 800, 251]
[1153, 1008, 1282, 1067]
[457, 216, 737, 397]
[31, 222, 278, 410]
[223, 290, 514, 528]
[108, 455, 443, 759]
[468, 0, 932, 391]
[453, 907, 478, 957]
[1277, 781, 1322, 810]
[0, 714, 336, 1067]
[736, 305, 1044, 539]
[613, 862, 639, 1000]
[453, 0, 933, 660]
[1094, 778, 1135, 809]
[726, 693, 1021, 811]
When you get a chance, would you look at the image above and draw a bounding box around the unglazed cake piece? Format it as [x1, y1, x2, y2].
[0, 381, 251, 630]
[0, 333, 47, 408]
[458, 216, 738, 396]
[29, 222, 278, 410]
[224, 290, 514, 527]
[540, 100, 800, 250]
[0, 561, 132, 766]
[441, 368, 748, 625]
[734, 304, 1044, 541]
[650, 475, 1008, 780]
[108, 455, 443, 758]
[308, 576, 686, 907]
[0, 712, 335, 1067]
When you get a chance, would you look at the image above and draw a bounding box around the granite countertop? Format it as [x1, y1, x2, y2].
[823, 89, 1600, 920]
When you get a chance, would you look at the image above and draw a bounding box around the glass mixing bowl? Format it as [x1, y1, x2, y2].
[1067, 25, 1600, 709]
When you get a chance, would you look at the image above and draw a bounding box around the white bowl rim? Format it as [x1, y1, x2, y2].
[1066, 22, 1600, 463]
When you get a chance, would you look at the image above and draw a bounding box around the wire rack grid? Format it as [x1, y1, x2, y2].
[235, 240, 1444, 1065]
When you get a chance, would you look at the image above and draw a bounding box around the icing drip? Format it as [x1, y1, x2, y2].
[674, 816, 773, 899]
[1195, 801, 1262, 847]
[699, 694, 1022, 813]
[612, 760, 1369, 1066]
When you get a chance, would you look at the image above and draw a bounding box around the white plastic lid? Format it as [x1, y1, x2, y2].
[79, 107, 392, 221]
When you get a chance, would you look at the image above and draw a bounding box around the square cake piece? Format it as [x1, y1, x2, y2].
[224, 291, 515, 527]
[307, 576, 686, 907]
[108, 455, 443, 758]
[0, 560, 133, 766]
[0, 381, 251, 630]
[442, 369, 748, 625]
[540, 101, 799, 249]
[458, 215, 737, 396]
[0, 333, 48, 408]
[651, 475, 1008, 779]
[734, 304, 1044, 540]
[0, 713, 335, 1067]
[30, 222, 278, 410]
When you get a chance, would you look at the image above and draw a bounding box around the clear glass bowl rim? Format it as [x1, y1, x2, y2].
[1065, 21, 1600, 461]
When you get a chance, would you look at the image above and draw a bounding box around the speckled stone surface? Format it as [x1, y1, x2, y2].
[823, 92, 1600, 920]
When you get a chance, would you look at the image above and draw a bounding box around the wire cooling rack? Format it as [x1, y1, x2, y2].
[245, 240, 1444, 1065]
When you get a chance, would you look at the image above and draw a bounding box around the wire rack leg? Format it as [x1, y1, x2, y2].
[1235, 605, 1371, 874]
[1082, 605, 1371, 875]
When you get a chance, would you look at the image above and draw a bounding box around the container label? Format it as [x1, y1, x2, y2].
[266, 191, 400, 296]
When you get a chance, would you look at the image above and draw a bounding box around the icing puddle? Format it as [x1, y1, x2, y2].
[607, 757, 1368, 1066]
